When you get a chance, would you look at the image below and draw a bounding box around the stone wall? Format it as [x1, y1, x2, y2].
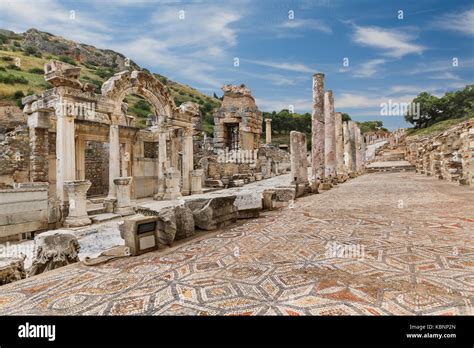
[84, 140, 110, 196]
[405, 118, 474, 185]
[0, 126, 30, 188]
[0, 183, 49, 242]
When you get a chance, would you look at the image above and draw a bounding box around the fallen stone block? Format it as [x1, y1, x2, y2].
[0, 256, 26, 285]
[29, 229, 80, 276]
[234, 191, 262, 219]
[185, 195, 238, 230]
[205, 179, 224, 188]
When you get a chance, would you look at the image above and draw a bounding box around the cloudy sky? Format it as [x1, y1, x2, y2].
[1, 0, 473, 129]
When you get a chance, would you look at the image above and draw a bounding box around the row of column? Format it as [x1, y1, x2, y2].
[311, 73, 365, 185]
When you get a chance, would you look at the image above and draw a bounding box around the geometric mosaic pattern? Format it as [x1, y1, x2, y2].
[0, 172, 473, 315]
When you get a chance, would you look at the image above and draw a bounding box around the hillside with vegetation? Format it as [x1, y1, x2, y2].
[0, 28, 221, 128]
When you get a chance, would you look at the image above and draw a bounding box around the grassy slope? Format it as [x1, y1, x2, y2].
[406, 116, 473, 137]
[0, 39, 221, 128]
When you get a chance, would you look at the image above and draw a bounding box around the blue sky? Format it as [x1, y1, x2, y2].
[1, 0, 473, 129]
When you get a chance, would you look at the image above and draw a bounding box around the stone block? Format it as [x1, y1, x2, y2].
[185, 195, 238, 230]
[0, 256, 26, 285]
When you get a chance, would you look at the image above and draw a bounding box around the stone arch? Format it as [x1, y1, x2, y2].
[101, 70, 176, 124]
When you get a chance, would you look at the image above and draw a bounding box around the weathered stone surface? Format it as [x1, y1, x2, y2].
[113, 176, 134, 216]
[234, 191, 262, 218]
[335, 112, 344, 176]
[29, 229, 80, 276]
[311, 73, 325, 182]
[64, 180, 91, 227]
[185, 195, 238, 230]
[0, 256, 26, 285]
[137, 204, 195, 244]
[324, 90, 336, 179]
[205, 179, 224, 188]
[290, 131, 309, 186]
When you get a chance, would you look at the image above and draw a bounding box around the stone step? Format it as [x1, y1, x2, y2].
[87, 203, 106, 216]
[90, 213, 121, 223]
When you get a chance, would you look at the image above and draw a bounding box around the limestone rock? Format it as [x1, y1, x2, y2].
[0, 256, 26, 285]
[29, 229, 80, 276]
[186, 195, 238, 230]
[234, 191, 262, 219]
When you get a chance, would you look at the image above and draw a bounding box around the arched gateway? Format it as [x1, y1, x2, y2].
[23, 60, 196, 226]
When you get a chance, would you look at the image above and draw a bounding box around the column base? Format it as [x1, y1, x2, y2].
[64, 216, 91, 228]
[114, 206, 135, 216]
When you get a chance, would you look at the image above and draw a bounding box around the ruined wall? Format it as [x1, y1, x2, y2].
[0, 126, 30, 188]
[213, 84, 262, 151]
[405, 119, 474, 185]
[84, 141, 109, 196]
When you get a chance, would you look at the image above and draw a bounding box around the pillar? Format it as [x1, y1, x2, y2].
[348, 121, 357, 172]
[335, 112, 344, 177]
[265, 118, 272, 144]
[311, 73, 325, 183]
[343, 121, 353, 173]
[114, 177, 134, 216]
[324, 91, 336, 178]
[355, 125, 362, 172]
[56, 98, 76, 207]
[181, 128, 193, 195]
[290, 131, 309, 186]
[108, 122, 120, 199]
[63, 180, 91, 227]
[163, 167, 182, 200]
[28, 111, 49, 182]
[155, 130, 168, 200]
[191, 169, 204, 195]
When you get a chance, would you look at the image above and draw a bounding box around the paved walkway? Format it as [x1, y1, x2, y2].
[0, 172, 473, 315]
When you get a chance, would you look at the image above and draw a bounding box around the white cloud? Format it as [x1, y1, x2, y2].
[281, 19, 332, 34]
[352, 25, 425, 58]
[434, 9, 474, 36]
[354, 59, 386, 78]
[243, 59, 314, 73]
[255, 97, 312, 113]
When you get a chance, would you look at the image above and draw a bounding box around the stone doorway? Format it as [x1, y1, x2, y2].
[84, 140, 110, 197]
[226, 123, 239, 150]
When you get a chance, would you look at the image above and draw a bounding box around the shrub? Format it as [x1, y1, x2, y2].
[6, 64, 21, 71]
[134, 100, 151, 111]
[0, 73, 28, 84]
[13, 41, 20, 47]
[13, 90, 25, 100]
[28, 67, 44, 74]
[0, 67, 5, 72]
[1, 56, 14, 62]
[58, 55, 77, 65]
[24, 46, 37, 55]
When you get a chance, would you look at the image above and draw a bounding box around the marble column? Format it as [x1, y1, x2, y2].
[324, 91, 336, 179]
[163, 167, 182, 200]
[107, 122, 120, 199]
[154, 130, 168, 200]
[355, 125, 362, 172]
[265, 118, 272, 144]
[348, 121, 357, 172]
[290, 131, 309, 186]
[181, 128, 193, 196]
[335, 112, 344, 177]
[191, 169, 204, 195]
[343, 121, 353, 173]
[311, 73, 325, 183]
[56, 98, 76, 207]
[113, 177, 134, 216]
[63, 180, 91, 227]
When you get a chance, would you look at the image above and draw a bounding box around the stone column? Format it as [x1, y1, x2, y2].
[28, 111, 49, 182]
[355, 125, 362, 172]
[348, 121, 357, 173]
[108, 122, 120, 199]
[265, 118, 272, 144]
[181, 128, 193, 196]
[335, 112, 344, 177]
[155, 130, 168, 200]
[290, 131, 309, 184]
[311, 73, 325, 183]
[113, 177, 134, 216]
[163, 167, 182, 200]
[324, 91, 336, 179]
[343, 121, 353, 173]
[63, 180, 91, 227]
[56, 99, 76, 207]
[191, 169, 204, 195]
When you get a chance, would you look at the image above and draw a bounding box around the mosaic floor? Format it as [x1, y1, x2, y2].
[0, 172, 473, 315]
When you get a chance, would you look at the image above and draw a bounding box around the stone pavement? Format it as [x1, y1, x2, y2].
[0, 172, 473, 315]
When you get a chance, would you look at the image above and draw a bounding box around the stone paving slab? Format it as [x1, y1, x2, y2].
[0, 172, 472, 315]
